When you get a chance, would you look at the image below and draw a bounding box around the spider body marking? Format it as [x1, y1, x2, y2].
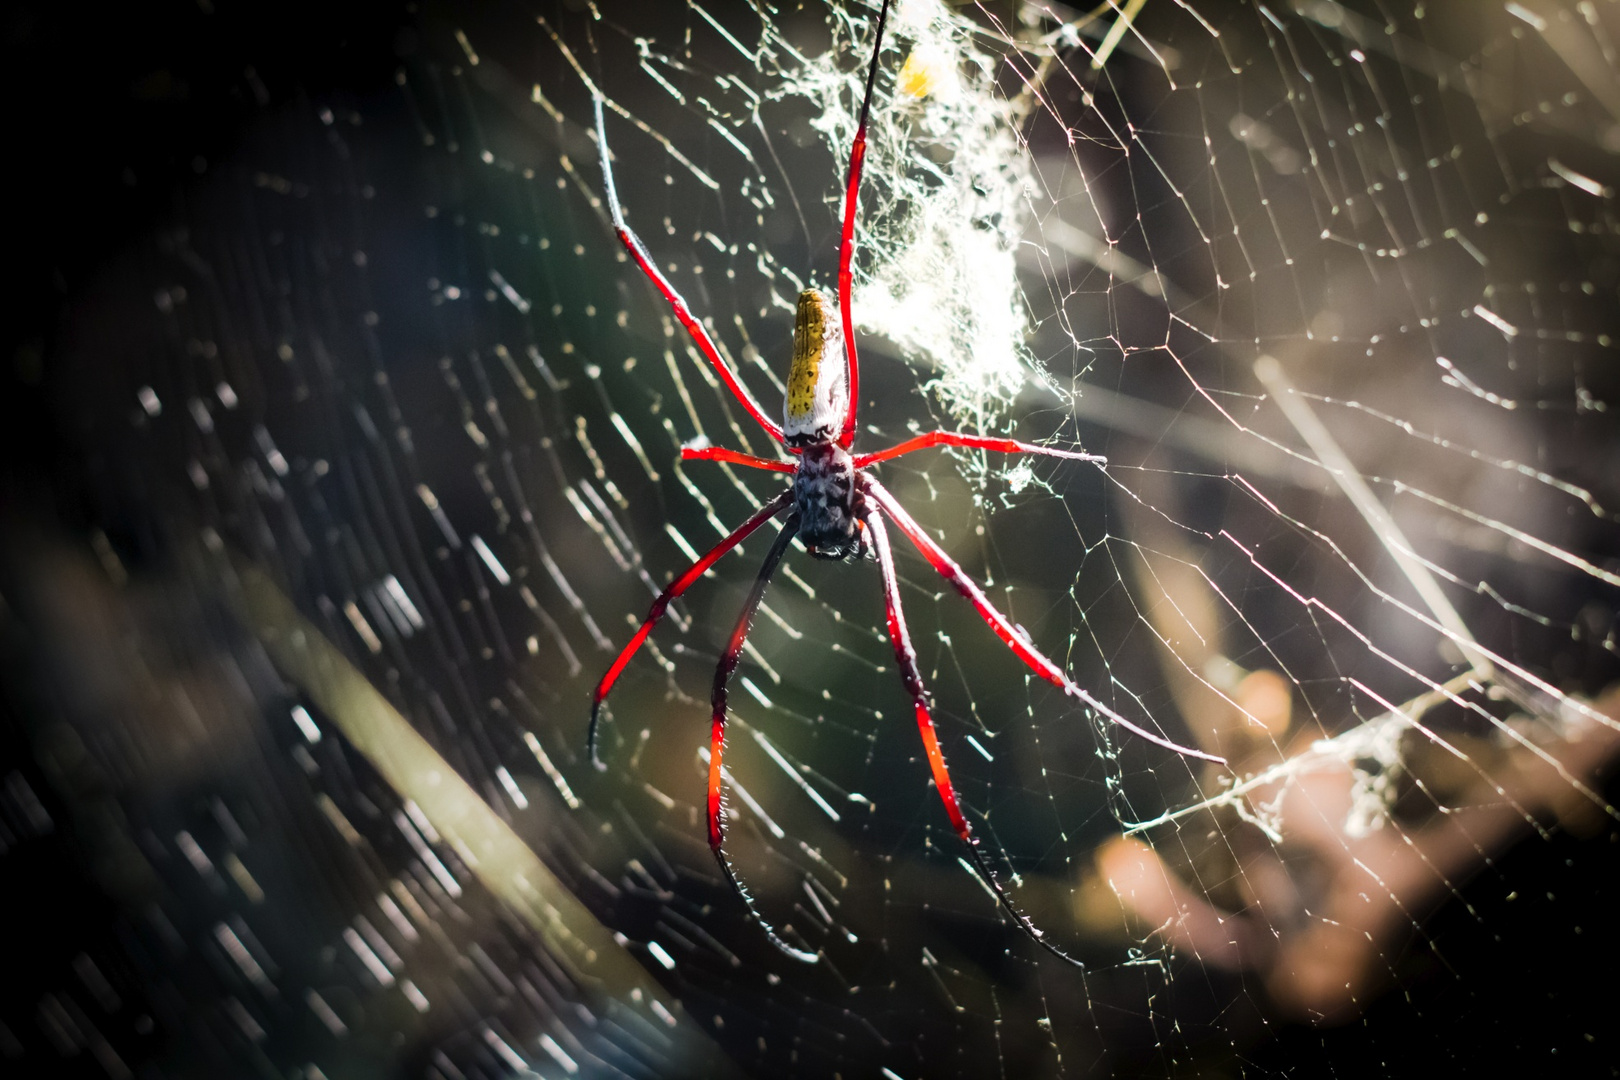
[587, 0, 1224, 968]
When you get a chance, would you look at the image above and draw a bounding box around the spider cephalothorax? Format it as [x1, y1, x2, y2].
[793, 439, 865, 561]
[587, 0, 1224, 968]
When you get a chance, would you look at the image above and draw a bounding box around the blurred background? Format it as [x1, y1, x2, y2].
[3, 0, 1619, 1076]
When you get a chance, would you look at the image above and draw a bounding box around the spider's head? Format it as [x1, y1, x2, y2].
[793, 442, 867, 561]
[783, 289, 847, 448]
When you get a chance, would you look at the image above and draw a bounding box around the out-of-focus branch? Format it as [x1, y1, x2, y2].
[1099, 416, 1620, 1023]
[1096, 681, 1619, 1023]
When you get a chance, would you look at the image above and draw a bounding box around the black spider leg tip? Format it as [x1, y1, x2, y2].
[586, 702, 609, 771]
[591, 93, 624, 230]
[958, 831, 1085, 970]
[707, 514, 821, 965]
[856, 0, 893, 133]
[712, 843, 821, 965]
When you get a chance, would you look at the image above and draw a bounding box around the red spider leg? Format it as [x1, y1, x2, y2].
[862, 478, 1227, 766]
[706, 514, 820, 963]
[854, 431, 1107, 469]
[592, 96, 785, 444]
[680, 446, 795, 473]
[836, 0, 896, 449]
[865, 506, 1084, 968]
[589, 489, 793, 768]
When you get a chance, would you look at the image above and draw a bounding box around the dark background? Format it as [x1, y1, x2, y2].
[2, 1, 1618, 1077]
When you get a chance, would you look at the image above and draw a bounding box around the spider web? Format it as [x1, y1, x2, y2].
[9, 0, 1620, 1077]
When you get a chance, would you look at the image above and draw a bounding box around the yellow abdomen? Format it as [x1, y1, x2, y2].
[784, 290, 846, 446]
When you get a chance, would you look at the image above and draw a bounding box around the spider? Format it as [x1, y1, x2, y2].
[587, 0, 1224, 966]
